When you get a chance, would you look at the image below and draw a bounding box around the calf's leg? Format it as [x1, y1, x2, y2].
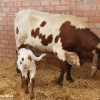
[24, 78, 29, 94]
[30, 78, 35, 99]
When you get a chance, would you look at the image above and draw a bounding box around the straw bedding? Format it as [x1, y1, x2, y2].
[0, 61, 100, 100]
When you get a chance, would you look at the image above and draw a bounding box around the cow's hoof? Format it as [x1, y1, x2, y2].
[67, 78, 74, 82]
[57, 80, 63, 86]
[30, 92, 34, 99]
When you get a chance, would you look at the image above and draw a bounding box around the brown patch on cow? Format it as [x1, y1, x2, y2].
[20, 61, 22, 64]
[31, 28, 40, 38]
[22, 58, 24, 61]
[40, 34, 53, 46]
[28, 55, 32, 61]
[18, 44, 27, 50]
[55, 35, 59, 43]
[31, 28, 53, 46]
[40, 21, 46, 27]
[16, 27, 19, 34]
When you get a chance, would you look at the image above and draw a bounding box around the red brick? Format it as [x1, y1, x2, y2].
[78, 5, 89, 10]
[14, 2, 21, 7]
[80, 17, 88, 22]
[97, 0, 100, 3]
[0, 36, 3, 40]
[0, 8, 2, 12]
[1, 40, 8, 44]
[8, 41, 16, 45]
[0, 57, 2, 61]
[90, 5, 97, 10]
[19, 7, 26, 11]
[7, 12, 14, 16]
[55, 6, 65, 11]
[8, 22, 14, 26]
[91, 29, 100, 34]
[97, 12, 100, 16]
[0, 17, 3, 21]
[3, 7, 10, 12]
[6, 2, 13, 6]
[36, 7, 44, 11]
[3, 17, 10, 21]
[51, 11, 60, 14]
[45, 6, 54, 11]
[10, 50, 16, 54]
[0, 13, 6, 16]
[61, 0, 71, 4]
[84, 11, 96, 16]
[87, 23, 94, 28]
[31, 1, 40, 6]
[8, 31, 14, 35]
[0, 22, 7, 26]
[1, 3, 6, 7]
[3, 49, 9, 53]
[89, 17, 100, 22]
[50, 1, 60, 5]
[83, 0, 89, 4]
[3, 36, 11, 40]
[72, 11, 83, 16]
[0, 31, 7, 35]
[0, 26, 3, 30]
[0, 44, 5, 48]
[4, 26, 12, 30]
[22, 2, 30, 6]
[2, 0, 9, 2]
[7, 54, 13, 57]
[11, 7, 18, 12]
[0, 53, 6, 57]
[41, 1, 49, 5]
[10, 0, 17, 1]
[95, 23, 100, 28]
[66, 5, 76, 10]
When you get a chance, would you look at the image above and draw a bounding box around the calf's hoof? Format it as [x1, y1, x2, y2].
[25, 89, 29, 94]
[67, 78, 74, 82]
[30, 93, 34, 99]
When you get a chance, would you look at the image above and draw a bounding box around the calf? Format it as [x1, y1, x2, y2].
[17, 48, 46, 99]
[15, 9, 100, 86]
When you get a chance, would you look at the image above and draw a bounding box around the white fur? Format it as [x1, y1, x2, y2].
[17, 48, 46, 82]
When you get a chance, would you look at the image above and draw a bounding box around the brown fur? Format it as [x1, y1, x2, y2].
[16, 27, 19, 34]
[31, 28, 53, 46]
[28, 55, 32, 61]
[40, 21, 46, 27]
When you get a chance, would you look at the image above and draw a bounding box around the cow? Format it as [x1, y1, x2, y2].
[17, 48, 46, 99]
[14, 9, 100, 86]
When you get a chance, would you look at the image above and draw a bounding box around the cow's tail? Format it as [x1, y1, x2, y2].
[91, 65, 97, 77]
[31, 53, 46, 61]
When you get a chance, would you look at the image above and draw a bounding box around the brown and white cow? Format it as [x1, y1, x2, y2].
[14, 9, 100, 86]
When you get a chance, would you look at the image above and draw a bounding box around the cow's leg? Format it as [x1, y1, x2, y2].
[57, 60, 66, 86]
[54, 51, 66, 86]
[66, 62, 74, 82]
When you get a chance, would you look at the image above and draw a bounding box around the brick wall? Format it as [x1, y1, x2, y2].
[0, 0, 100, 66]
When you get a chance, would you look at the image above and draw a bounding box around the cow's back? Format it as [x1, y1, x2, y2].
[14, 9, 88, 51]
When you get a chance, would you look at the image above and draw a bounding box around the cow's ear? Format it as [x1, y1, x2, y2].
[28, 55, 32, 61]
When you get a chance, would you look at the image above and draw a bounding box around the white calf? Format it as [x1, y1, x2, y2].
[17, 48, 46, 99]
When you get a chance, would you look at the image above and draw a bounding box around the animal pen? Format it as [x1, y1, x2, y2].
[0, 0, 100, 100]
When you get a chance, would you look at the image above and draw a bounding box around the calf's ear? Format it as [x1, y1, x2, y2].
[28, 55, 32, 61]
